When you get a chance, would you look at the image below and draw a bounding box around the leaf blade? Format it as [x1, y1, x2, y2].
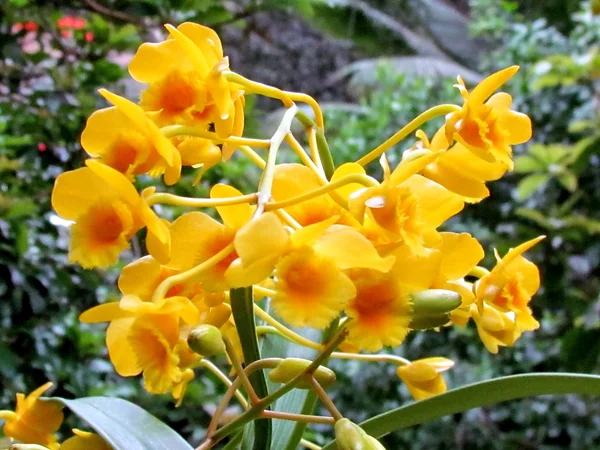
[54, 397, 192, 450]
[322, 373, 600, 449]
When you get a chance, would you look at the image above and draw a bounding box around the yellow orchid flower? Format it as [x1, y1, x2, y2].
[61, 429, 112, 450]
[396, 357, 454, 400]
[163, 185, 252, 292]
[392, 232, 485, 326]
[129, 22, 244, 143]
[227, 213, 395, 329]
[81, 89, 181, 184]
[445, 66, 532, 169]
[272, 163, 358, 227]
[344, 268, 413, 352]
[476, 236, 545, 332]
[470, 303, 522, 354]
[51, 160, 169, 268]
[0, 383, 63, 450]
[332, 157, 463, 255]
[413, 128, 510, 202]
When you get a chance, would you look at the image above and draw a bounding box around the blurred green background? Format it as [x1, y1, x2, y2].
[1, 0, 600, 448]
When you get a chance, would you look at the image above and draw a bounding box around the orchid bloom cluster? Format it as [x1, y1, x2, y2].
[3, 22, 545, 450]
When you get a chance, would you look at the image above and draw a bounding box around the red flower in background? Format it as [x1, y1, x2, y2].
[57, 15, 88, 39]
[11, 21, 38, 33]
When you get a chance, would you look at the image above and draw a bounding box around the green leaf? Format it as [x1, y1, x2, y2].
[230, 287, 271, 450]
[517, 173, 548, 200]
[53, 397, 192, 450]
[321, 373, 600, 449]
[513, 155, 545, 173]
[556, 170, 578, 192]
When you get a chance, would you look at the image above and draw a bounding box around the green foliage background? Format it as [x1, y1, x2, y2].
[1, 0, 599, 448]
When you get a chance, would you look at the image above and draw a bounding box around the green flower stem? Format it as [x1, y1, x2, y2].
[296, 110, 335, 180]
[308, 376, 343, 421]
[262, 410, 335, 425]
[160, 125, 271, 149]
[355, 104, 461, 167]
[223, 336, 260, 405]
[322, 373, 600, 450]
[254, 104, 299, 217]
[197, 359, 248, 407]
[208, 327, 348, 445]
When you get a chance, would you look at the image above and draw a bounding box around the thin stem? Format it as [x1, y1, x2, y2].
[224, 71, 294, 107]
[307, 127, 324, 172]
[223, 336, 260, 405]
[255, 104, 299, 217]
[264, 173, 379, 212]
[205, 377, 242, 438]
[152, 243, 235, 303]
[238, 145, 266, 169]
[330, 352, 410, 366]
[469, 266, 491, 279]
[146, 192, 257, 208]
[261, 410, 335, 425]
[308, 377, 343, 421]
[209, 328, 348, 443]
[300, 439, 323, 450]
[197, 359, 248, 408]
[224, 72, 324, 128]
[296, 110, 335, 179]
[355, 104, 461, 166]
[274, 209, 302, 230]
[254, 303, 323, 351]
[285, 133, 325, 177]
[161, 125, 271, 149]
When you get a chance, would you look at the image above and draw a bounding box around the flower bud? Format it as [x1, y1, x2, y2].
[187, 324, 226, 356]
[268, 358, 336, 389]
[411, 289, 461, 316]
[334, 419, 386, 450]
[409, 313, 451, 330]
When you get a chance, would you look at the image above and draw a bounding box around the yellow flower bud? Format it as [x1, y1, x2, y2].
[334, 419, 386, 450]
[268, 358, 336, 389]
[187, 325, 226, 356]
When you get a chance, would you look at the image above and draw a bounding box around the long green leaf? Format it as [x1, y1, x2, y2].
[322, 373, 600, 449]
[54, 397, 192, 450]
[230, 287, 271, 450]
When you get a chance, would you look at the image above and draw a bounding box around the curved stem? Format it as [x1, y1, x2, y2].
[223, 336, 260, 405]
[197, 359, 248, 408]
[146, 192, 256, 208]
[161, 125, 271, 149]
[225, 71, 324, 128]
[355, 104, 460, 166]
[296, 110, 334, 179]
[238, 145, 266, 169]
[285, 133, 325, 178]
[204, 377, 242, 439]
[300, 439, 322, 450]
[152, 243, 235, 303]
[261, 410, 335, 425]
[307, 127, 323, 172]
[254, 304, 323, 351]
[255, 105, 298, 217]
[308, 376, 343, 421]
[209, 328, 348, 443]
[264, 173, 379, 211]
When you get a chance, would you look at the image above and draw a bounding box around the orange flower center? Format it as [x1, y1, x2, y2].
[141, 68, 207, 115]
[104, 130, 158, 177]
[349, 271, 404, 328]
